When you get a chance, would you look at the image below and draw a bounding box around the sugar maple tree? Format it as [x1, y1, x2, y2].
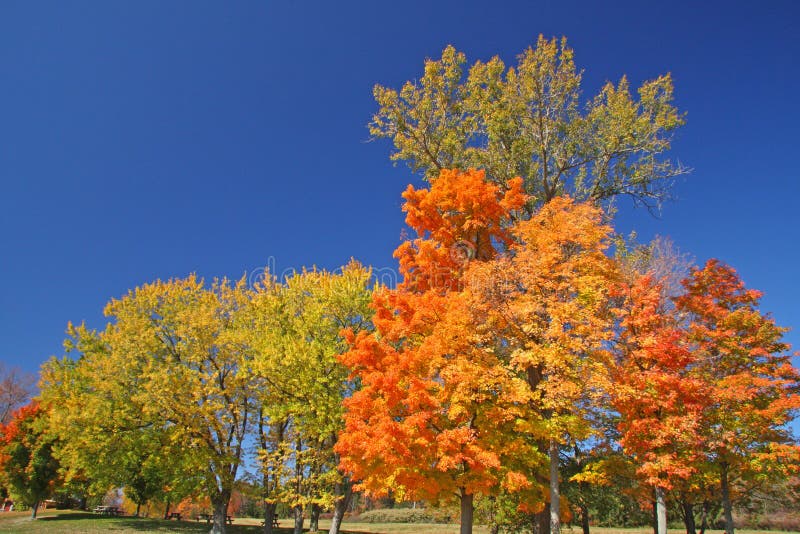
[337, 168, 532, 534]
[468, 196, 619, 534]
[612, 273, 708, 534]
[675, 260, 800, 534]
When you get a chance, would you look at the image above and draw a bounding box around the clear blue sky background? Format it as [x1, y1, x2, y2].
[1, 1, 799, 387]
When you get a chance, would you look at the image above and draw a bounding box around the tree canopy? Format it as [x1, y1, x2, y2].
[370, 35, 687, 212]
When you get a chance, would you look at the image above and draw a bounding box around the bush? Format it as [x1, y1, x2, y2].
[741, 512, 800, 531]
[354, 507, 454, 524]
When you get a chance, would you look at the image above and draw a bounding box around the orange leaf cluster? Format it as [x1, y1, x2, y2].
[337, 169, 534, 503]
[614, 260, 800, 492]
[395, 168, 525, 293]
[338, 168, 800, 519]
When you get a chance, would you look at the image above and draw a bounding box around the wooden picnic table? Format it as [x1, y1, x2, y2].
[93, 506, 122, 516]
[196, 513, 233, 524]
[260, 516, 280, 528]
[167, 512, 182, 520]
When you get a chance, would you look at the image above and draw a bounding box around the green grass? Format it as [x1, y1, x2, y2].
[0, 510, 483, 534]
[0, 511, 796, 534]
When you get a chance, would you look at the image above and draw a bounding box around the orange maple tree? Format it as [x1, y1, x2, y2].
[467, 196, 619, 534]
[612, 273, 709, 534]
[674, 259, 800, 534]
[336, 168, 531, 534]
[0, 402, 59, 519]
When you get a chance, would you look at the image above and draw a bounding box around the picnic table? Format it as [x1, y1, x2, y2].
[93, 506, 122, 516]
[167, 512, 182, 520]
[260, 516, 280, 528]
[196, 513, 233, 525]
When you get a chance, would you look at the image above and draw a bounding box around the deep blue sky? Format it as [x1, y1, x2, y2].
[2, 1, 799, 383]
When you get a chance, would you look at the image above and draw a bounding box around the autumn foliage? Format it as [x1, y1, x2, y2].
[0, 402, 59, 518]
[336, 169, 799, 534]
[613, 274, 708, 488]
[337, 169, 530, 513]
[13, 165, 799, 534]
[10, 34, 800, 534]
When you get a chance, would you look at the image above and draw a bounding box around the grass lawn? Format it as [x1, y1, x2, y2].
[0, 511, 482, 534]
[0, 511, 796, 534]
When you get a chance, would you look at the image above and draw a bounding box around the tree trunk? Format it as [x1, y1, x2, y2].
[263, 501, 277, 534]
[550, 439, 560, 534]
[459, 489, 474, 534]
[310, 503, 321, 532]
[655, 486, 667, 534]
[135, 503, 141, 518]
[329, 477, 354, 534]
[720, 463, 735, 534]
[699, 500, 709, 534]
[652, 496, 658, 534]
[534, 504, 551, 534]
[292, 504, 304, 534]
[486, 495, 500, 534]
[580, 500, 590, 534]
[210, 493, 231, 534]
[682, 499, 696, 534]
[30, 500, 39, 519]
[164, 498, 171, 520]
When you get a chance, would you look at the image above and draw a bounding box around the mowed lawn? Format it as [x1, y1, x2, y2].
[0, 511, 484, 534]
[0, 511, 795, 534]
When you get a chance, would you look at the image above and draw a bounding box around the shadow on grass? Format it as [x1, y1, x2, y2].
[36, 513, 366, 534]
[35, 512, 95, 521]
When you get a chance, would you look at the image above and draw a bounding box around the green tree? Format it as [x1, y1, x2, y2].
[0, 402, 59, 519]
[250, 262, 373, 534]
[370, 35, 686, 213]
[41, 332, 203, 514]
[40, 276, 255, 534]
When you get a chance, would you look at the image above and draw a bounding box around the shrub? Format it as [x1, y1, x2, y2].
[743, 512, 800, 531]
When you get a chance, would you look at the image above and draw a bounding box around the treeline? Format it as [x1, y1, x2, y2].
[0, 37, 799, 534]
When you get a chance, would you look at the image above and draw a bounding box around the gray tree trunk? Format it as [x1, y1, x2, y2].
[652, 494, 658, 534]
[655, 486, 667, 534]
[310, 503, 321, 532]
[328, 477, 353, 534]
[263, 501, 277, 534]
[292, 504, 304, 534]
[210, 494, 230, 534]
[30, 500, 39, 519]
[720, 463, 735, 534]
[550, 439, 561, 534]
